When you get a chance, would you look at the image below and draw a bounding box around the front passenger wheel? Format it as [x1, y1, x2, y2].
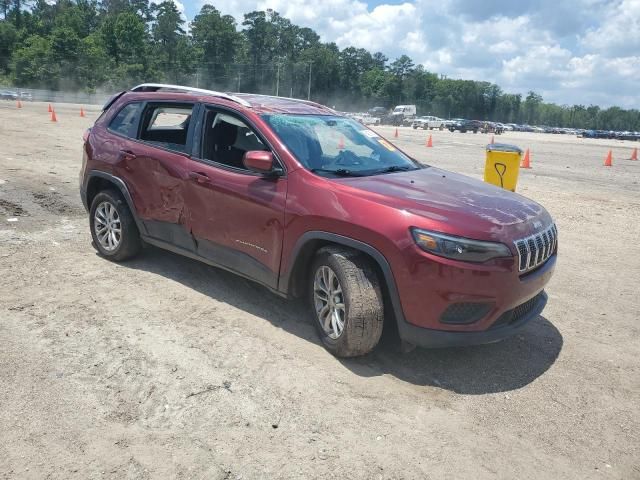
[90, 189, 141, 261]
[309, 247, 384, 357]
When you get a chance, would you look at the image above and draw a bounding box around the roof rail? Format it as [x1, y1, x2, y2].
[130, 83, 251, 107]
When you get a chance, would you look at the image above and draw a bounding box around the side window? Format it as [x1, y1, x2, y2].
[202, 110, 268, 170]
[108, 102, 142, 138]
[139, 103, 194, 153]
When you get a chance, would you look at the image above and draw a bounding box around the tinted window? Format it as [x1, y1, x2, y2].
[202, 111, 268, 170]
[108, 103, 142, 138]
[139, 104, 194, 153]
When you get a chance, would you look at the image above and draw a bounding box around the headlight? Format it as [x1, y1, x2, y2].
[411, 228, 512, 263]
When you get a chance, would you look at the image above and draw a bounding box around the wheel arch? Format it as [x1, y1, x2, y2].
[84, 171, 147, 235]
[281, 232, 407, 328]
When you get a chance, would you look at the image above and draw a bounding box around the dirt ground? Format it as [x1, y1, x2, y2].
[1, 101, 639, 479]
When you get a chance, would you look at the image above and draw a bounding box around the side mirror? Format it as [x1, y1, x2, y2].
[243, 150, 277, 175]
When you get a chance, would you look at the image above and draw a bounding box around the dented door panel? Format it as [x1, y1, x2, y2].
[116, 141, 195, 251]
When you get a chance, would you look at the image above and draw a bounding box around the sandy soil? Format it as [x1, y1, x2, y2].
[1, 101, 639, 479]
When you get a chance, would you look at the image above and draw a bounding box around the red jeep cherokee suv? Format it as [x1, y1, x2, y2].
[80, 83, 557, 357]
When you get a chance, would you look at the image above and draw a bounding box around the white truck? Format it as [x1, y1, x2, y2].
[386, 104, 416, 126]
[412, 115, 447, 130]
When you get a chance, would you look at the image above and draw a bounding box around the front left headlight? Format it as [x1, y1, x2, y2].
[411, 228, 512, 263]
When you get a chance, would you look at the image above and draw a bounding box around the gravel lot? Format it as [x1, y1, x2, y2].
[1, 101, 639, 479]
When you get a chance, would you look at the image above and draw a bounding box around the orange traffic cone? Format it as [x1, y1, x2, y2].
[338, 136, 344, 149]
[394, 128, 399, 138]
[16, 100, 22, 109]
[490, 135, 495, 144]
[604, 150, 612, 166]
[521, 148, 531, 169]
[80, 107, 85, 118]
[51, 108, 57, 122]
[426, 134, 433, 147]
[48, 103, 52, 113]
[630, 148, 638, 161]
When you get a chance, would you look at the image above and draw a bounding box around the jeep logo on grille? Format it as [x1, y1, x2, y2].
[533, 220, 543, 229]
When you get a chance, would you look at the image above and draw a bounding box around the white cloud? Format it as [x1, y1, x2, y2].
[196, 0, 640, 108]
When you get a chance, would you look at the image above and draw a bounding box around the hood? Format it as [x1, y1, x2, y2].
[338, 167, 552, 241]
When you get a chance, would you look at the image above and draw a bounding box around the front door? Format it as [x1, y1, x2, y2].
[183, 108, 287, 289]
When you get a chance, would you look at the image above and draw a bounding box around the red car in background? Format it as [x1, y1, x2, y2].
[80, 83, 557, 357]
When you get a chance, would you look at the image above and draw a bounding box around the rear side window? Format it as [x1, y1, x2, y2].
[108, 102, 142, 138]
[139, 104, 194, 153]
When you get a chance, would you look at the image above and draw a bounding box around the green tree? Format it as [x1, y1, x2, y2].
[191, 5, 242, 89]
[151, 0, 189, 82]
[0, 20, 17, 74]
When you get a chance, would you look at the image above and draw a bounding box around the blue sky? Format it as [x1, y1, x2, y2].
[173, 0, 640, 109]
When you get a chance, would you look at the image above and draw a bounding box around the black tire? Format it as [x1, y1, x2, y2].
[309, 247, 384, 357]
[89, 189, 141, 261]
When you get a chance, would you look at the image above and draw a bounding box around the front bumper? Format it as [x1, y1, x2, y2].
[390, 243, 556, 347]
[396, 290, 547, 348]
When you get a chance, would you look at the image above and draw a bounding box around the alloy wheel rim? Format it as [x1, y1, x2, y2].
[313, 266, 345, 339]
[94, 201, 121, 252]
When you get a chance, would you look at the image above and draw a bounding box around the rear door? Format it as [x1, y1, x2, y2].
[109, 101, 198, 250]
[182, 106, 287, 289]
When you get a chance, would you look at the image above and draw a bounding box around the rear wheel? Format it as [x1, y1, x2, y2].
[90, 189, 141, 261]
[309, 247, 384, 357]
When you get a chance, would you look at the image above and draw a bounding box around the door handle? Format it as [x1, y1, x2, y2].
[189, 171, 211, 184]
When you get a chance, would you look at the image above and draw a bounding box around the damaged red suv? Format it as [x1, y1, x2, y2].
[80, 83, 557, 357]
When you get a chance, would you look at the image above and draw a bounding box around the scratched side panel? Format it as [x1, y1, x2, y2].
[182, 159, 287, 289]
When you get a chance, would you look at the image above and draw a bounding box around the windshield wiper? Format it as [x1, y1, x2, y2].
[310, 168, 364, 177]
[373, 165, 416, 174]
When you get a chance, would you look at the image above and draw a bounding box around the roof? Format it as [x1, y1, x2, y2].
[234, 93, 336, 115]
[130, 83, 335, 116]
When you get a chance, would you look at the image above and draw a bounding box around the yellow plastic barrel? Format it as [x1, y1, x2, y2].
[484, 144, 523, 192]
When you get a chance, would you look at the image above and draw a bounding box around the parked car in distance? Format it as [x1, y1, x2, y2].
[0, 90, 18, 100]
[368, 106, 388, 118]
[412, 115, 446, 130]
[448, 118, 482, 133]
[358, 113, 380, 125]
[383, 104, 416, 126]
[80, 83, 557, 357]
[480, 122, 504, 134]
[18, 92, 33, 101]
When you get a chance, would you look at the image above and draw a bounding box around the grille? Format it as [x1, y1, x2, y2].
[440, 302, 493, 325]
[491, 292, 544, 329]
[514, 224, 557, 273]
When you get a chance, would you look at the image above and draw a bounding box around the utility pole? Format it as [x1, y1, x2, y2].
[307, 62, 312, 100]
[276, 63, 281, 96]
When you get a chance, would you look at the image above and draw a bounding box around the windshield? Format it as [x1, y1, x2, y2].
[261, 114, 421, 177]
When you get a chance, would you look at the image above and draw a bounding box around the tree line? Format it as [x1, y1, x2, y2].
[1, 0, 638, 131]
